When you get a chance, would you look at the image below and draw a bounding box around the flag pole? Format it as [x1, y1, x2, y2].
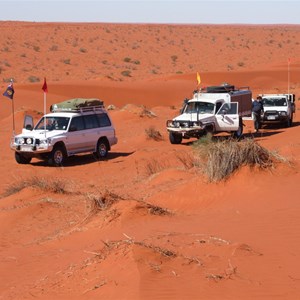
[44, 90, 46, 137]
[42, 78, 48, 138]
[12, 95, 15, 135]
[3, 79, 15, 135]
[11, 79, 15, 135]
[288, 58, 290, 96]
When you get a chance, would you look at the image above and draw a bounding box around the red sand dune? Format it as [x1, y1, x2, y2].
[0, 22, 300, 299]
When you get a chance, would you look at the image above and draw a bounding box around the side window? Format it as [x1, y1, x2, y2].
[215, 102, 223, 114]
[96, 113, 111, 127]
[83, 114, 99, 129]
[217, 103, 238, 115]
[69, 116, 85, 131]
[57, 117, 69, 130]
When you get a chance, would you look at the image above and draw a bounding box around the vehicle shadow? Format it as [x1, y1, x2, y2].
[31, 151, 135, 167]
[242, 130, 284, 139]
[261, 121, 300, 130]
[181, 129, 284, 146]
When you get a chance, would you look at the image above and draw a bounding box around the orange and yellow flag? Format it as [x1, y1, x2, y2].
[196, 72, 201, 85]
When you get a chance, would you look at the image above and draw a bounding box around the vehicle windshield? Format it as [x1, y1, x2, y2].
[262, 98, 287, 107]
[35, 116, 70, 131]
[184, 101, 214, 114]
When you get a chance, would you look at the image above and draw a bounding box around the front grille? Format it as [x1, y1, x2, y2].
[264, 111, 278, 116]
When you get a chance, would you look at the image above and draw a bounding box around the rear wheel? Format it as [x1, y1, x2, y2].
[48, 145, 66, 166]
[15, 152, 32, 164]
[169, 132, 182, 144]
[96, 138, 109, 158]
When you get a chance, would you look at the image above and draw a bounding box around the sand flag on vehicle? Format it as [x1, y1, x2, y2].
[42, 77, 48, 93]
[3, 80, 14, 100]
[196, 72, 201, 86]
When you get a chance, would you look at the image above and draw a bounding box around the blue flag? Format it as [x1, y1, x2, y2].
[3, 83, 14, 100]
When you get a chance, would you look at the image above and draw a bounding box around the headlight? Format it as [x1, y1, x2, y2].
[166, 120, 174, 127]
[39, 139, 47, 145]
[17, 137, 25, 144]
[26, 138, 32, 144]
[279, 111, 287, 116]
[40, 138, 51, 145]
[192, 121, 201, 127]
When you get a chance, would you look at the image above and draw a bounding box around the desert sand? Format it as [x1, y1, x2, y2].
[0, 22, 300, 299]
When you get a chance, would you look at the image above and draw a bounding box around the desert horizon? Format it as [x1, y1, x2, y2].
[0, 21, 300, 299]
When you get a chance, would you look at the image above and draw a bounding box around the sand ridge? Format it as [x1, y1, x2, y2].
[0, 22, 300, 299]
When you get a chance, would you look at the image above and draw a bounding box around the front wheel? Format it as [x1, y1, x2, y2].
[169, 132, 182, 144]
[96, 138, 109, 158]
[48, 145, 66, 166]
[15, 152, 32, 164]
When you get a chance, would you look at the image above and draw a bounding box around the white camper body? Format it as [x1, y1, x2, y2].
[166, 85, 252, 144]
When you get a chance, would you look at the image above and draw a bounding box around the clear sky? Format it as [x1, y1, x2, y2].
[0, 0, 299, 24]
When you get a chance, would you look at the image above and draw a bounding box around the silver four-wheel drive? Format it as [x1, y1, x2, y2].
[10, 98, 118, 166]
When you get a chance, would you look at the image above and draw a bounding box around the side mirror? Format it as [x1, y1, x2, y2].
[25, 124, 33, 131]
[23, 115, 34, 131]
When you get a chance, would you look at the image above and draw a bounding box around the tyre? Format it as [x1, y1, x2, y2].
[233, 118, 243, 138]
[203, 125, 214, 136]
[96, 138, 109, 158]
[169, 132, 182, 144]
[15, 152, 32, 164]
[48, 145, 66, 166]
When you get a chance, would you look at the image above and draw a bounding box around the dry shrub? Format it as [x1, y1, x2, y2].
[147, 204, 170, 216]
[139, 106, 156, 118]
[136, 202, 171, 216]
[3, 176, 69, 197]
[87, 190, 123, 213]
[101, 239, 176, 259]
[145, 159, 166, 176]
[193, 137, 286, 182]
[145, 126, 163, 141]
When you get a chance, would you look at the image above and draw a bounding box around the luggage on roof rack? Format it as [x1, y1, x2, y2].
[206, 84, 235, 93]
[50, 98, 104, 112]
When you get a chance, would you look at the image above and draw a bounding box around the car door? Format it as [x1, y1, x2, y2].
[82, 114, 100, 150]
[215, 102, 240, 131]
[65, 116, 87, 153]
[96, 113, 114, 143]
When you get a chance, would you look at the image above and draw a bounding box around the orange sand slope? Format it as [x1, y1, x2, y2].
[0, 22, 300, 300]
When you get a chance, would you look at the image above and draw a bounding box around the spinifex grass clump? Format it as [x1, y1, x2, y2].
[193, 137, 285, 182]
[3, 176, 69, 196]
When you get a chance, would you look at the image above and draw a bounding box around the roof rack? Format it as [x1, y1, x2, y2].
[50, 98, 105, 113]
[51, 105, 106, 113]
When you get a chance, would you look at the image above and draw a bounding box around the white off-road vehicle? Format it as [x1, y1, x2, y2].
[166, 84, 252, 144]
[10, 98, 118, 166]
[259, 94, 295, 127]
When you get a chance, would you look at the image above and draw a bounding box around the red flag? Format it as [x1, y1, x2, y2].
[42, 78, 48, 93]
